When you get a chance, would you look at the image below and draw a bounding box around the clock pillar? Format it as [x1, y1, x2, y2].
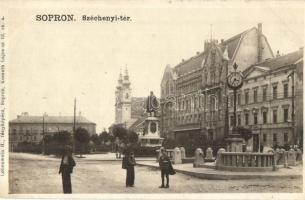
[226, 62, 245, 152]
[233, 86, 237, 131]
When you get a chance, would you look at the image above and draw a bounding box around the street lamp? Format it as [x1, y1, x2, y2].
[287, 71, 295, 146]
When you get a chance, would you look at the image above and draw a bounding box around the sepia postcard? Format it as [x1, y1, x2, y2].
[0, 0, 304, 199]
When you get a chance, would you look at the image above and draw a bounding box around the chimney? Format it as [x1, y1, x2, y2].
[221, 39, 224, 44]
[257, 23, 263, 62]
[196, 51, 200, 55]
[181, 59, 185, 62]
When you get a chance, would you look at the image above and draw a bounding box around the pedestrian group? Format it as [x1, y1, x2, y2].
[59, 145, 175, 193]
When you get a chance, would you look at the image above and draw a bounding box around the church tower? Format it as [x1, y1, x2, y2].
[115, 68, 132, 124]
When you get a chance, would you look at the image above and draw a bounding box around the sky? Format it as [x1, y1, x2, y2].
[8, 1, 304, 132]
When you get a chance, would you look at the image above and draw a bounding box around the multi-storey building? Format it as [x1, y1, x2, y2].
[235, 49, 303, 150]
[160, 23, 303, 150]
[9, 112, 96, 151]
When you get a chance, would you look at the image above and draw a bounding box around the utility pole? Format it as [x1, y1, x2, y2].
[73, 98, 76, 154]
[233, 86, 237, 130]
[42, 114, 45, 155]
[223, 58, 229, 138]
[287, 71, 296, 146]
[291, 71, 295, 145]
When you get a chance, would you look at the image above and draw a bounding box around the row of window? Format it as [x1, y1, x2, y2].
[230, 107, 290, 126]
[229, 82, 290, 106]
[176, 95, 218, 112]
[11, 127, 75, 134]
[13, 135, 37, 141]
[165, 105, 290, 127]
[262, 132, 289, 144]
[167, 82, 291, 113]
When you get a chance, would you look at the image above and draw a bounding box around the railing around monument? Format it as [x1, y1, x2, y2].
[216, 152, 276, 172]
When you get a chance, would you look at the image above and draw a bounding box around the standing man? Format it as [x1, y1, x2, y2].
[158, 147, 171, 188]
[123, 150, 136, 187]
[59, 145, 76, 194]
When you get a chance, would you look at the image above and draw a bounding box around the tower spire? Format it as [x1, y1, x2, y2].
[119, 68, 123, 81]
[124, 65, 129, 81]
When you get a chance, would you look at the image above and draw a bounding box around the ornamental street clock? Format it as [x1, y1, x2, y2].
[227, 63, 243, 89]
[227, 62, 243, 132]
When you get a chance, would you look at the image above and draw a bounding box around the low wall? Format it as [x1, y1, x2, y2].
[216, 152, 276, 172]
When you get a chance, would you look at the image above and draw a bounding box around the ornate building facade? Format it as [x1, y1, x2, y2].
[160, 23, 303, 150]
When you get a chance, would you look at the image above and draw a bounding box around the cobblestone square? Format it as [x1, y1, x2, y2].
[9, 153, 302, 193]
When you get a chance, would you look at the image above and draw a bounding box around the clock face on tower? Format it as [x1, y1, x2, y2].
[227, 72, 243, 89]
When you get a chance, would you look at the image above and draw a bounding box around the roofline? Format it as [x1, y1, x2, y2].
[222, 28, 248, 44]
[244, 65, 296, 81]
[231, 27, 255, 61]
[262, 34, 274, 58]
[9, 121, 96, 125]
[243, 49, 303, 73]
[173, 51, 205, 70]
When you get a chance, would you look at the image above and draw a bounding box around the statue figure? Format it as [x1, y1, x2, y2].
[146, 91, 159, 117]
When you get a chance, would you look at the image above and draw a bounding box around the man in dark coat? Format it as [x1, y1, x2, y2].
[123, 151, 136, 187]
[158, 147, 171, 188]
[59, 145, 76, 194]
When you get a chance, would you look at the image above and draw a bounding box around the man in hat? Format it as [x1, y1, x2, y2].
[158, 147, 171, 188]
[59, 145, 76, 193]
[123, 150, 136, 187]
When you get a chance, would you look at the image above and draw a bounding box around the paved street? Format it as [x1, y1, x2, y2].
[9, 153, 302, 193]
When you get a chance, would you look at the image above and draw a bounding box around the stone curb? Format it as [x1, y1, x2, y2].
[75, 159, 156, 162]
[137, 163, 302, 180]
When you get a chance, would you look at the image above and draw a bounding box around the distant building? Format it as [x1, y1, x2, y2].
[114, 68, 146, 128]
[9, 112, 96, 151]
[112, 68, 163, 147]
[160, 23, 303, 150]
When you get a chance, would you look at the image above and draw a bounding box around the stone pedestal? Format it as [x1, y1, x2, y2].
[139, 116, 164, 147]
[288, 148, 296, 166]
[216, 148, 226, 167]
[204, 147, 215, 162]
[225, 136, 244, 152]
[193, 148, 204, 168]
[180, 147, 186, 159]
[173, 147, 182, 164]
[296, 148, 303, 163]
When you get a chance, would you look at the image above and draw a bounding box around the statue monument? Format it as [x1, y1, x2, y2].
[138, 91, 163, 147]
[146, 91, 159, 117]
